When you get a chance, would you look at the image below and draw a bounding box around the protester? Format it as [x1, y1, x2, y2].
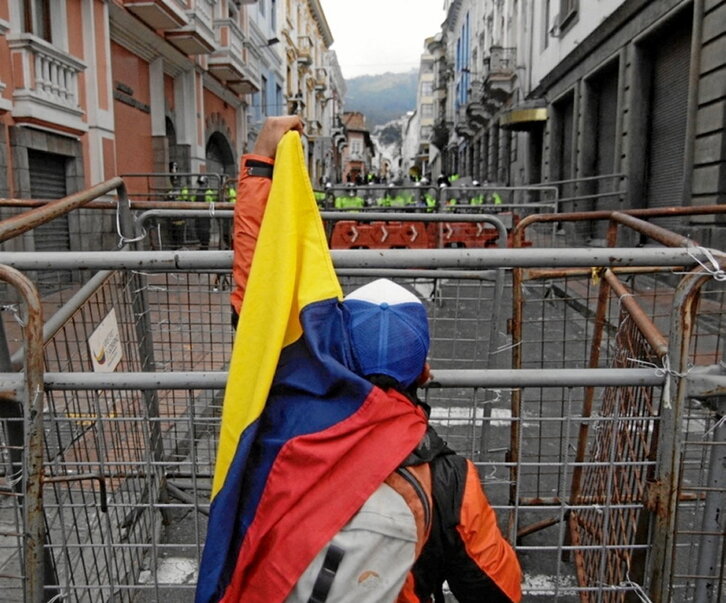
[211, 116, 521, 602]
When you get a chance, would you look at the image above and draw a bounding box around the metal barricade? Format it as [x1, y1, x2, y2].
[0, 187, 724, 601]
[510, 207, 726, 601]
[536, 174, 628, 246]
[315, 184, 558, 249]
[122, 172, 231, 251]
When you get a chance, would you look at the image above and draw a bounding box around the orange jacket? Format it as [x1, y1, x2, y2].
[230, 154, 274, 316]
[398, 426, 521, 602]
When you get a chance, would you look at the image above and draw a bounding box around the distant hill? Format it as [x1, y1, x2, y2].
[344, 71, 418, 127]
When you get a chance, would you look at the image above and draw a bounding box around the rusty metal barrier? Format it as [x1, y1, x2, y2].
[511, 206, 726, 601]
[0, 189, 724, 600]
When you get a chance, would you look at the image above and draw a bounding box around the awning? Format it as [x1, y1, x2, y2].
[500, 107, 547, 131]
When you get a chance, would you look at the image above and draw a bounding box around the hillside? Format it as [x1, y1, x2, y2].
[344, 71, 418, 127]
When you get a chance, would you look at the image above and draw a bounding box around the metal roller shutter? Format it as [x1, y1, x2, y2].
[644, 20, 691, 230]
[28, 149, 71, 290]
[28, 149, 70, 250]
[595, 69, 618, 187]
[558, 97, 574, 182]
[554, 94, 574, 210]
[593, 66, 619, 240]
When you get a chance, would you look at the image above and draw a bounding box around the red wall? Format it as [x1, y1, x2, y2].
[111, 42, 153, 176]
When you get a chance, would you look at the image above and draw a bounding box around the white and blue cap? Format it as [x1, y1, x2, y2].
[343, 279, 430, 388]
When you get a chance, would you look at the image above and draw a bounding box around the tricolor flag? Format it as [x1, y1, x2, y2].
[196, 132, 428, 602]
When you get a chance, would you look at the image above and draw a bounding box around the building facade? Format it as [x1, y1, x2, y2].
[0, 0, 344, 251]
[401, 45, 436, 182]
[340, 111, 374, 184]
[428, 0, 725, 245]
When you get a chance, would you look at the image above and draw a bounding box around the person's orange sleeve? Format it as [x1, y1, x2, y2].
[230, 154, 274, 315]
[457, 459, 522, 602]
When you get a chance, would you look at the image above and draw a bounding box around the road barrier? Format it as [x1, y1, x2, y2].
[0, 182, 724, 601]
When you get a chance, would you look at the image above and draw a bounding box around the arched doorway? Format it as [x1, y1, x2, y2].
[205, 131, 237, 251]
[166, 117, 182, 173]
[205, 131, 236, 184]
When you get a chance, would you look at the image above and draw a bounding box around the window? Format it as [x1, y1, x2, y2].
[271, 0, 276, 29]
[421, 82, 433, 97]
[421, 104, 433, 118]
[420, 125, 432, 139]
[259, 0, 266, 16]
[261, 75, 268, 116]
[543, 0, 550, 49]
[23, 0, 51, 42]
[558, 0, 578, 31]
[275, 84, 282, 116]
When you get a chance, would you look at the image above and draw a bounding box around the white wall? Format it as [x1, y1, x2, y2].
[530, 0, 628, 86]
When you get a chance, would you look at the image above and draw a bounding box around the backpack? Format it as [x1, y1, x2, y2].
[284, 463, 432, 603]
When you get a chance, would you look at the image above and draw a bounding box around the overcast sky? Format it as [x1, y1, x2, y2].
[318, 0, 446, 79]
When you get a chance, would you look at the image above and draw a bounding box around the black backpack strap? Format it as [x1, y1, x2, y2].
[307, 544, 345, 603]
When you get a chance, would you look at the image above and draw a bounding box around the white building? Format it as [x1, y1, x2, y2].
[432, 0, 725, 246]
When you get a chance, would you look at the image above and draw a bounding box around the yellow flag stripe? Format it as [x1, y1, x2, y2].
[212, 132, 342, 497]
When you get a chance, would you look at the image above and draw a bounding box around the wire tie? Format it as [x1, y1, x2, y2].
[626, 357, 665, 377]
[626, 356, 690, 379]
[6, 468, 23, 488]
[208, 202, 216, 218]
[620, 566, 653, 603]
[494, 340, 521, 354]
[687, 245, 726, 282]
[1, 304, 26, 327]
[115, 209, 147, 246]
[703, 414, 726, 440]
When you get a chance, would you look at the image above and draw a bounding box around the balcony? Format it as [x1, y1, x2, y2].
[165, 0, 215, 55]
[487, 46, 516, 76]
[332, 127, 346, 150]
[208, 19, 260, 94]
[7, 34, 87, 132]
[123, 0, 187, 30]
[454, 106, 475, 139]
[314, 67, 328, 92]
[297, 35, 312, 67]
[0, 19, 10, 112]
[468, 78, 485, 99]
[464, 78, 489, 124]
[466, 102, 490, 126]
[484, 46, 517, 103]
[287, 92, 305, 114]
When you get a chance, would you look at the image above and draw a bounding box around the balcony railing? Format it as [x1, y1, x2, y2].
[122, 0, 187, 30]
[297, 35, 312, 66]
[486, 46, 516, 77]
[208, 19, 260, 94]
[468, 78, 485, 98]
[314, 67, 328, 91]
[165, 0, 215, 54]
[7, 34, 86, 130]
